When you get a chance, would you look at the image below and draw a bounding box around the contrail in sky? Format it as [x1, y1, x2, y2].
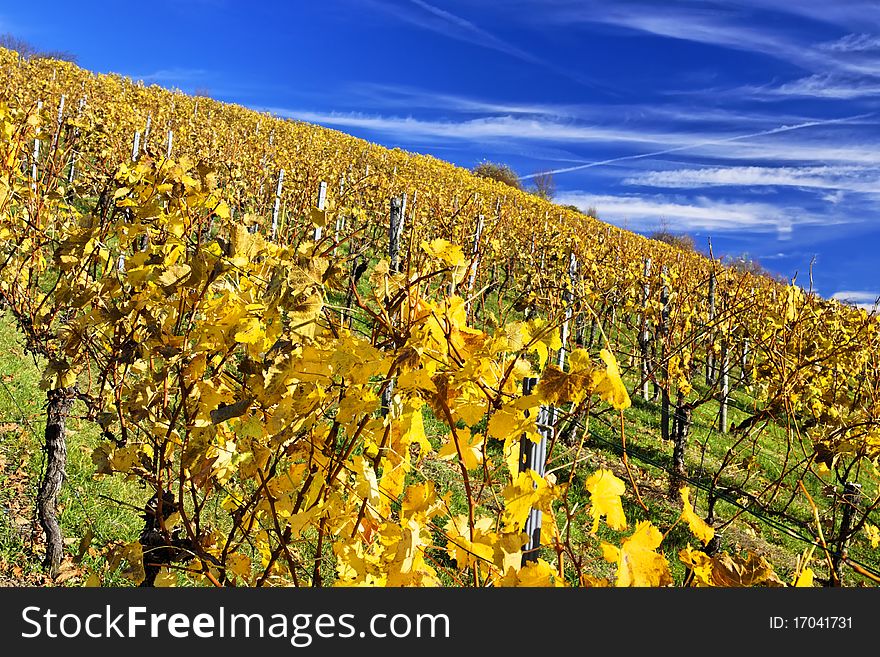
[520, 112, 876, 179]
[368, 0, 614, 94]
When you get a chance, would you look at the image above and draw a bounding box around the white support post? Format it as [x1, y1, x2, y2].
[640, 257, 652, 400]
[380, 194, 407, 418]
[660, 266, 671, 442]
[270, 169, 285, 241]
[408, 190, 417, 222]
[313, 180, 327, 242]
[706, 271, 717, 385]
[389, 195, 406, 274]
[465, 213, 485, 315]
[334, 176, 346, 253]
[67, 98, 86, 185]
[719, 341, 730, 433]
[519, 377, 552, 565]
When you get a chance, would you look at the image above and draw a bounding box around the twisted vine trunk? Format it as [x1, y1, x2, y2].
[831, 483, 861, 587]
[669, 395, 692, 496]
[37, 387, 75, 576]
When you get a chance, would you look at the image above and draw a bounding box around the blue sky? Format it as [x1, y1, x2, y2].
[4, 0, 879, 308]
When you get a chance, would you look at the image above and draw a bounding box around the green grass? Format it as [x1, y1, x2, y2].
[0, 311, 143, 586]
[590, 364, 880, 586]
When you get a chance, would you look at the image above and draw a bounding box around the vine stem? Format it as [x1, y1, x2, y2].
[620, 410, 649, 513]
[798, 480, 837, 584]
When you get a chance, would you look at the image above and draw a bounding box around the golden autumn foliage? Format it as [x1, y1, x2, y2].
[0, 46, 877, 589]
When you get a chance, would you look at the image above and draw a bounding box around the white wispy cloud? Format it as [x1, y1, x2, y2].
[269, 104, 880, 186]
[134, 67, 209, 83]
[751, 73, 880, 99]
[820, 33, 880, 52]
[506, 0, 880, 92]
[831, 290, 880, 311]
[342, 83, 815, 128]
[696, 138, 880, 167]
[743, 1, 880, 31]
[623, 165, 880, 195]
[341, 83, 576, 118]
[554, 192, 829, 237]
[823, 190, 846, 204]
[269, 108, 687, 146]
[521, 113, 874, 179]
[515, 1, 860, 75]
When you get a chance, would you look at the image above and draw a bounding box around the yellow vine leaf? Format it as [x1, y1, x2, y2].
[396, 368, 438, 396]
[107, 541, 145, 586]
[233, 317, 265, 345]
[353, 455, 381, 509]
[585, 469, 627, 532]
[421, 238, 465, 269]
[536, 365, 591, 406]
[709, 552, 786, 587]
[505, 559, 567, 587]
[501, 470, 553, 532]
[153, 568, 178, 587]
[567, 348, 593, 374]
[530, 319, 562, 367]
[40, 360, 77, 390]
[794, 568, 814, 587]
[383, 519, 440, 587]
[401, 481, 444, 521]
[445, 516, 496, 570]
[679, 546, 785, 587]
[591, 349, 631, 410]
[679, 487, 714, 545]
[601, 542, 620, 563]
[679, 546, 714, 586]
[540, 508, 561, 548]
[156, 263, 192, 289]
[108, 445, 141, 473]
[309, 207, 327, 227]
[488, 406, 535, 442]
[213, 200, 231, 219]
[438, 428, 484, 470]
[226, 553, 251, 582]
[603, 521, 672, 587]
[379, 405, 429, 503]
[502, 471, 540, 532]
